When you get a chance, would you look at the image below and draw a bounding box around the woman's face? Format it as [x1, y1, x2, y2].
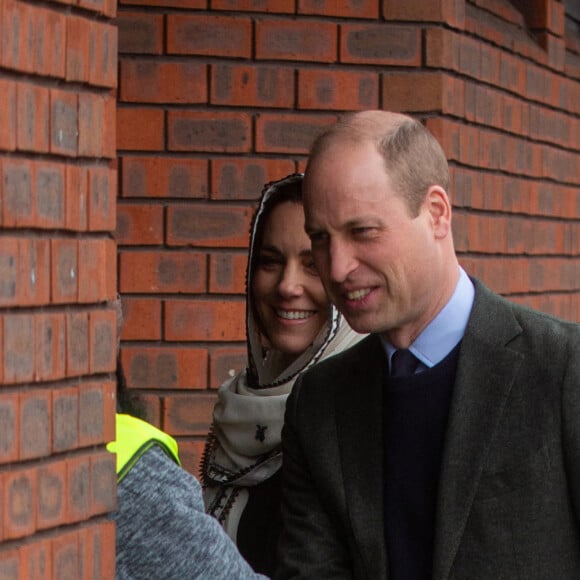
[252, 201, 329, 359]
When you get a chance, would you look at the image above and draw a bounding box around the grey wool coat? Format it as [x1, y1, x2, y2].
[277, 279, 580, 580]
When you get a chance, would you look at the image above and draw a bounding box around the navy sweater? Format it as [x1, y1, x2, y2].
[383, 344, 460, 580]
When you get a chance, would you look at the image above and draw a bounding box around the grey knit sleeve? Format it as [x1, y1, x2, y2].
[113, 446, 269, 580]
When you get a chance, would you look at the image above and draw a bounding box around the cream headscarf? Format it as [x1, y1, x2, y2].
[201, 174, 365, 540]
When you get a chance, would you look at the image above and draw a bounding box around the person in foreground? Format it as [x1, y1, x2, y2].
[277, 110, 580, 580]
[201, 173, 364, 576]
[109, 364, 267, 579]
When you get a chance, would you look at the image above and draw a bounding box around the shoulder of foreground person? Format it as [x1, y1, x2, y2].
[114, 445, 269, 580]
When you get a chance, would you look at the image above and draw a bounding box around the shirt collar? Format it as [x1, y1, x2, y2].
[382, 266, 474, 368]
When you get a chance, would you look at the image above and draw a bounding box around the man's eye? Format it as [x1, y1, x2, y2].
[352, 227, 374, 236]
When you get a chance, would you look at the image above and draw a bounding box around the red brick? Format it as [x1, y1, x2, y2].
[0, 0, 35, 72]
[383, 0, 465, 28]
[36, 312, 66, 382]
[383, 72, 446, 113]
[117, 106, 164, 151]
[78, 0, 105, 13]
[65, 165, 89, 231]
[19, 538, 52, 579]
[52, 386, 79, 453]
[121, 345, 209, 390]
[255, 113, 336, 154]
[66, 311, 90, 377]
[115, 204, 164, 245]
[117, 11, 163, 54]
[104, 237, 117, 301]
[121, 0, 205, 6]
[165, 299, 245, 341]
[177, 439, 205, 477]
[298, 69, 379, 111]
[33, 4, 66, 78]
[66, 15, 90, 83]
[119, 250, 207, 294]
[210, 157, 296, 200]
[0, 546, 18, 579]
[120, 59, 206, 104]
[1, 159, 33, 227]
[0, 392, 18, 464]
[90, 450, 116, 516]
[78, 93, 116, 158]
[88, 165, 117, 232]
[0, 79, 16, 151]
[89, 308, 117, 374]
[36, 161, 66, 229]
[78, 520, 116, 580]
[51, 238, 78, 303]
[0, 313, 3, 384]
[0, 237, 18, 305]
[211, 0, 290, 10]
[425, 28, 460, 71]
[341, 23, 421, 66]
[50, 89, 78, 156]
[88, 20, 117, 88]
[167, 111, 252, 153]
[167, 14, 251, 57]
[20, 389, 51, 460]
[132, 393, 162, 426]
[499, 52, 526, 94]
[4, 313, 35, 384]
[163, 393, 217, 436]
[16, 82, 49, 153]
[37, 459, 67, 530]
[102, 380, 116, 443]
[209, 252, 247, 294]
[256, 19, 337, 62]
[480, 44, 502, 87]
[121, 156, 208, 199]
[120, 297, 162, 340]
[166, 203, 253, 247]
[17, 231, 52, 306]
[78, 238, 108, 303]
[299, 0, 378, 18]
[52, 529, 80, 578]
[209, 346, 247, 388]
[3, 466, 37, 539]
[526, 0, 565, 36]
[78, 381, 107, 447]
[210, 64, 294, 108]
[66, 457, 90, 522]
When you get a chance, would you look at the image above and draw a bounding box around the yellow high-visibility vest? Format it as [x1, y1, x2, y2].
[107, 413, 181, 483]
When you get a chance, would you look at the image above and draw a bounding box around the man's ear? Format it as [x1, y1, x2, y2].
[425, 185, 452, 239]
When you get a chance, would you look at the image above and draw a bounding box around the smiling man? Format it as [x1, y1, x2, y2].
[276, 111, 580, 580]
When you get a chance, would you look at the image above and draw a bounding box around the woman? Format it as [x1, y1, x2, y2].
[201, 173, 365, 576]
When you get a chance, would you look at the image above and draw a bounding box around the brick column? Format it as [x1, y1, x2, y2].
[0, 0, 118, 577]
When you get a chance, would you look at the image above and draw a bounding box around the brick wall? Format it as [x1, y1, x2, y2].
[116, 0, 580, 477]
[0, 0, 118, 577]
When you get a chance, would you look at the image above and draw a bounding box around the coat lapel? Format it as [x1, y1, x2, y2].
[335, 335, 389, 578]
[432, 282, 524, 580]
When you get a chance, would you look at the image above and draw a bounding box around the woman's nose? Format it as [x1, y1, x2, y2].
[277, 265, 304, 298]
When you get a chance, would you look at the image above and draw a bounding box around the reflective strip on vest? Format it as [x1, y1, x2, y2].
[107, 414, 181, 482]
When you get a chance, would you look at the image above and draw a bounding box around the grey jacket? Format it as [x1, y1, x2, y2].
[114, 446, 268, 579]
[278, 279, 580, 579]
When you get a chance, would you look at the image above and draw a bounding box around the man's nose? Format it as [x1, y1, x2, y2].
[328, 239, 357, 283]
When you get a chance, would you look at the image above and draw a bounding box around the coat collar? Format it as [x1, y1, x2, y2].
[433, 280, 524, 579]
[335, 335, 389, 577]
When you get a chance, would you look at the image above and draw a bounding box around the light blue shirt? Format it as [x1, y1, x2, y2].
[383, 267, 475, 373]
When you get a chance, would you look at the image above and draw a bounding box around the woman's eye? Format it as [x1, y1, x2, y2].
[257, 255, 282, 268]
